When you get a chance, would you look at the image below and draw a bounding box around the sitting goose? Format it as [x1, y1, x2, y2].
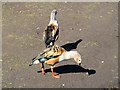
[43, 9, 59, 48]
[29, 45, 82, 78]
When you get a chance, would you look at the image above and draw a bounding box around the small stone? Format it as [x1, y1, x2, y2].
[111, 70, 114, 72]
[114, 56, 117, 59]
[101, 61, 104, 63]
[111, 10, 114, 12]
[79, 29, 82, 31]
[107, 12, 111, 14]
[19, 11, 22, 13]
[62, 83, 65, 87]
[36, 27, 40, 30]
[100, 16, 103, 18]
[85, 72, 89, 75]
[9, 82, 12, 85]
[66, 41, 70, 43]
[30, 44, 33, 46]
[0, 59, 2, 62]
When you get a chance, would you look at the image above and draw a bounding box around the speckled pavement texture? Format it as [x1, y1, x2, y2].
[2, 2, 118, 88]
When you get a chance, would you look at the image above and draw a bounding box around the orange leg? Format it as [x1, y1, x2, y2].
[42, 68, 45, 75]
[51, 66, 60, 78]
[41, 63, 45, 75]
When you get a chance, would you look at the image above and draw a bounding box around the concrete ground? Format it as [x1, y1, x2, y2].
[2, 2, 118, 88]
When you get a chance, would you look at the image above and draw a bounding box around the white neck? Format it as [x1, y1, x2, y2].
[50, 13, 57, 21]
[48, 10, 58, 26]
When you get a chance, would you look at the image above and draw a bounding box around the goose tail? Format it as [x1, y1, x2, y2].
[29, 59, 40, 66]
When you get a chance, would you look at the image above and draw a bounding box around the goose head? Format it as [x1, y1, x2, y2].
[51, 9, 57, 15]
[59, 50, 82, 66]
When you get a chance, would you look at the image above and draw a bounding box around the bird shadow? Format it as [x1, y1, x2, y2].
[37, 64, 96, 75]
[61, 39, 83, 51]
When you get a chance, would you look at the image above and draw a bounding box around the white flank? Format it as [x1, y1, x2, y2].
[33, 60, 40, 65]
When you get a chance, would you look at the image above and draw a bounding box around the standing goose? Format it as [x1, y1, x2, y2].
[43, 9, 59, 48]
[29, 45, 82, 78]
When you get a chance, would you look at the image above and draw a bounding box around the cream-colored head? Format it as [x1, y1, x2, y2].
[59, 50, 82, 65]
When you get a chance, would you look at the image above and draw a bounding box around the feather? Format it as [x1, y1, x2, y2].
[43, 10, 59, 48]
[30, 46, 65, 66]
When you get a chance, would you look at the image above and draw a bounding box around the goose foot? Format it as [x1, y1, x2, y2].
[52, 73, 60, 78]
[42, 68, 45, 75]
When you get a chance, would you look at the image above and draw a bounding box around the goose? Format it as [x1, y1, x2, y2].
[29, 45, 82, 78]
[43, 9, 59, 48]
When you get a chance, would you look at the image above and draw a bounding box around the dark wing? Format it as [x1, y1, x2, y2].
[43, 25, 55, 48]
